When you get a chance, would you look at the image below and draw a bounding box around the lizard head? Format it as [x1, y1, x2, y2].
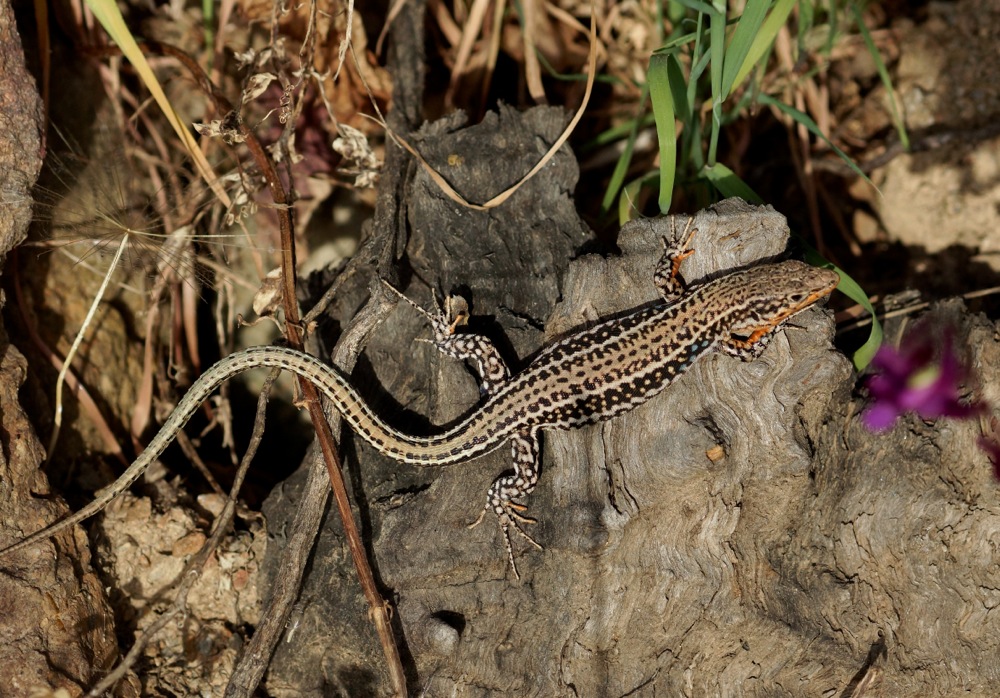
[725, 260, 840, 343]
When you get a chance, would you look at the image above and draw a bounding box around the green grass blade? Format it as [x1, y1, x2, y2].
[702, 161, 881, 370]
[688, 109, 705, 171]
[701, 162, 763, 203]
[687, 12, 706, 115]
[202, 0, 214, 56]
[732, 0, 795, 88]
[689, 42, 713, 85]
[757, 93, 876, 190]
[852, 4, 909, 150]
[667, 53, 691, 123]
[804, 248, 882, 370]
[666, 1, 686, 24]
[582, 113, 655, 152]
[653, 29, 703, 55]
[797, 0, 814, 48]
[707, 5, 725, 166]
[671, 0, 716, 15]
[720, 0, 770, 99]
[601, 88, 649, 219]
[618, 172, 659, 226]
[536, 51, 624, 86]
[649, 54, 677, 214]
[600, 130, 639, 220]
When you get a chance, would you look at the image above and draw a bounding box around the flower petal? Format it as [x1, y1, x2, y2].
[862, 402, 901, 431]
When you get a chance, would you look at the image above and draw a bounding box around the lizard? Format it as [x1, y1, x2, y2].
[0, 219, 840, 578]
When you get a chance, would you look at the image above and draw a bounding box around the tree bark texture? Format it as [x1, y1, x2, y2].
[0, 19, 995, 698]
[254, 105, 1000, 697]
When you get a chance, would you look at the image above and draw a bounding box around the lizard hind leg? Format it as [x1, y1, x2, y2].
[467, 430, 544, 580]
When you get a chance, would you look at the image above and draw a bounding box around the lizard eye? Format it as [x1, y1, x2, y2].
[787, 292, 807, 304]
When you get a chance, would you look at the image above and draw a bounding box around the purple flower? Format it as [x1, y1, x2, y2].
[862, 328, 982, 432]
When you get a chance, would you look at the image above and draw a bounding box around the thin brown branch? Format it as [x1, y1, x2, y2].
[174, 425, 227, 497]
[135, 39, 408, 695]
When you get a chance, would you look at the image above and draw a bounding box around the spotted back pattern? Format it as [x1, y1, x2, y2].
[0, 252, 838, 572]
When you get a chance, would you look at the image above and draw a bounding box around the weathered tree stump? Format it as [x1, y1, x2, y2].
[260, 102, 906, 696]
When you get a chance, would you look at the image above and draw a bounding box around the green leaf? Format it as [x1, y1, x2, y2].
[731, 0, 795, 88]
[797, 0, 814, 48]
[852, 4, 909, 150]
[670, 0, 716, 15]
[618, 172, 659, 226]
[649, 54, 677, 214]
[601, 88, 649, 218]
[700, 162, 763, 203]
[689, 43, 713, 85]
[582, 113, 655, 152]
[667, 53, 691, 123]
[804, 249, 882, 371]
[652, 29, 703, 55]
[699, 163, 882, 370]
[707, 6, 725, 166]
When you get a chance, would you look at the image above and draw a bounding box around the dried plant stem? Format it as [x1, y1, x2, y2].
[138, 39, 408, 695]
[480, 0, 505, 109]
[383, 9, 597, 211]
[11, 254, 128, 466]
[521, 0, 546, 104]
[46, 232, 130, 462]
[445, 0, 490, 109]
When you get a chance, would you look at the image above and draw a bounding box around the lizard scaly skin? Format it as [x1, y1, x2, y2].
[0, 220, 839, 577]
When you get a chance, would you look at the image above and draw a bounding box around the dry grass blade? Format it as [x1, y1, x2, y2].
[331, 0, 355, 82]
[84, 0, 230, 207]
[15, 128, 268, 454]
[375, 0, 409, 54]
[26, 138, 263, 297]
[10, 258, 128, 466]
[480, 0, 506, 107]
[383, 9, 598, 210]
[46, 233, 129, 461]
[521, 0, 546, 104]
[445, 0, 492, 109]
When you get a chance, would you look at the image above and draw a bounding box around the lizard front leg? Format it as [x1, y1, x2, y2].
[719, 331, 772, 361]
[719, 312, 797, 361]
[653, 215, 698, 302]
[382, 281, 510, 396]
[468, 429, 543, 580]
[427, 295, 510, 396]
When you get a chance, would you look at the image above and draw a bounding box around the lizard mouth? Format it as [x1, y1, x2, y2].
[775, 276, 840, 324]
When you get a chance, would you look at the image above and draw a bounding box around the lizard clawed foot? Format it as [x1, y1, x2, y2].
[662, 215, 698, 252]
[468, 498, 544, 580]
[379, 278, 469, 339]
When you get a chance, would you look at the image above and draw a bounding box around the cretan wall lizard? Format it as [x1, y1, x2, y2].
[0, 221, 839, 577]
